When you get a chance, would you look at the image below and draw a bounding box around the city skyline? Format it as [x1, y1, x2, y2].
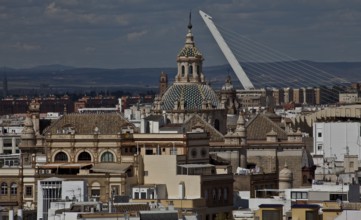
[1, 0, 360, 69]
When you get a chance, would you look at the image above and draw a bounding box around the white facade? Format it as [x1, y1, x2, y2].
[313, 122, 361, 163]
[339, 92, 359, 104]
[37, 178, 87, 220]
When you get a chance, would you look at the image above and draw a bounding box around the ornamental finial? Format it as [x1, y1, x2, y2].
[188, 11, 192, 30]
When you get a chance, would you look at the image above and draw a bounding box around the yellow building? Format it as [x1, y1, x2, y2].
[131, 132, 234, 220]
[254, 204, 283, 220]
[322, 201, 342, 220]
[291, 204, 320, 220]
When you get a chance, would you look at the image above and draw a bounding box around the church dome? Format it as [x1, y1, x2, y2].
[160, 83, 220, 111]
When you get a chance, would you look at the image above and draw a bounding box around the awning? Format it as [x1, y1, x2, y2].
[91, 163, 132, 174]
[37, 163, 93, 169]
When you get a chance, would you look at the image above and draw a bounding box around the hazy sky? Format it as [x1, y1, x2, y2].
[1, 0, 360, 68]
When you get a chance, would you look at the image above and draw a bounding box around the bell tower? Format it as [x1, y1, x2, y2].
[159, 72, 168, 97]
[175, 12, 205, 84]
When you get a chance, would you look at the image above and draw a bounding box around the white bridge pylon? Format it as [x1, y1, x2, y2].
[199, 10, 255, 90]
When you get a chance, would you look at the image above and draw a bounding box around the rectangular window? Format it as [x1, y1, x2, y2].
[306, 211, 317, 220]
[317, 144, 322, 150]
[145, 149, 153, 155]
[330, 193, 347, 201]
[318, 132, 322, 138]
[170, 149, 177, 155]
[291, 192, 308, 199]
[111, 186, 119, 196]
[302, 192, 308, 199]
[262, 210, 281, 220]
[134, 192, 139, 199]
[350, 161, 354, 168]
[91, 189, 100, 197]
[25, 186, 33, 197]
[141, 192, 147, 199]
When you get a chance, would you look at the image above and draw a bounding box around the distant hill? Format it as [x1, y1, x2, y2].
[2, 61, 361, 92]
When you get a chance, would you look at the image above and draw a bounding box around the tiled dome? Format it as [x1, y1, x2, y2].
[178, 46, 202, 57]
[160, 83, 220, 111]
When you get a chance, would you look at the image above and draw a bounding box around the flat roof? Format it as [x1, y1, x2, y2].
[178, 164, 214, 168]
[91, 163, 131, 174]
[292, 204, 320, 209]
[259, 204, 283, 208]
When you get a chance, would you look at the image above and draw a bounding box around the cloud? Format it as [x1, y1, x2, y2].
[115, 15, 129, 26]
[0, 0, 360, 68]
[45, 2, 105, 25]
[11, 42, 41, 51]
[84, 46, 96, 53]
[127, 30, 148, 41]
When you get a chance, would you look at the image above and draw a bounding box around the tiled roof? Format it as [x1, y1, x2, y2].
[178, 46, 202, 57]
[246, 113, 288, 140]
[183, 114, 224, 142]
[43, 113, 133, 135]
[160, 84, 220, 111]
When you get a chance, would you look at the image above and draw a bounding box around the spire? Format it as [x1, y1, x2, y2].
[185, 11, 194, 46]
[234, 111, 246, 138]
[188, 11, 192, 30]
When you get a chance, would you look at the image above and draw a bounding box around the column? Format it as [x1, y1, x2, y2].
[0, 137, 4, 154]
[12, 137, 16, 154]
[8, 210, 14, 220]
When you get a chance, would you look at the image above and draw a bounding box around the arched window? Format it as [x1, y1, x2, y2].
[205, 189, 208, 200]
[91, 182, 101, 200]
[181, 65, 185, 77]
[1, 182, 7, 195]
[54, 152, 68, 162]
[223, 188, 228, 201]
[78, 152, 91, 162]
[214, 119, 220, 131]
[101, 152, 114, 162]
[10, 183, 17, 195]
[189, 65, 193, 76]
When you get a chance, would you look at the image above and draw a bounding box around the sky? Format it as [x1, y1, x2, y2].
[1, 0, 360, 69]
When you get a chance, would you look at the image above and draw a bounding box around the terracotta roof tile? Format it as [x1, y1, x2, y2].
[44, 113, 133, 135]
[246, 114, 288, 140]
